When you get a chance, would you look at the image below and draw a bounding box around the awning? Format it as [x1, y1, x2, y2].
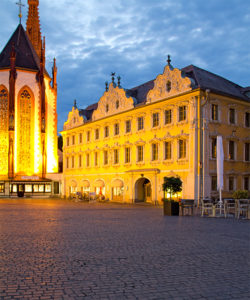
[82, 180, 90, 188]
[71, 180, 77, 187]
[93, 180, 105, 188]
[111, 179, 124, 188]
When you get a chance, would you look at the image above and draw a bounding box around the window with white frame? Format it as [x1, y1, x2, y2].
[104, 150, 108, 165]
[94, 152, 98, 166]
[211, 104, 218, 121]
[104, 126, 109, 138]
[86, 153, 90, 167]
[179, 106, 187, 122]
[79, 133, 82, 144]
[228, 176, 234, 191]
[95, 129, 99, 140]
[137, 145, 144, 162]
[152, 143, 158, 161]
[137, 117, 144, 131]
[229, 140, 235, 160]
[114, 149, 119, 164]
[152, 113, 159, 128]
[165, 109, 172, 125]
[229, 108, 235, 124]
[79, 155, 82, 168]
[125, 147, 131, 163]
[211, 176, 217, 191]
[164, 141, 171, 160]
[244, 176, 249, 191]
[114, 123, 119, 136]
[178, 139, 186, 159]
[211, 138, 217, 158]
[125, 120, 131, 133]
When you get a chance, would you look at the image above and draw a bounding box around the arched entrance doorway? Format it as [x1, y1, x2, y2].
[135, 178, 152, 203]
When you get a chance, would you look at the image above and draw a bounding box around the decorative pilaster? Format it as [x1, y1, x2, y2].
[8, 43, 17, 179]
[37, 38, 46, 177]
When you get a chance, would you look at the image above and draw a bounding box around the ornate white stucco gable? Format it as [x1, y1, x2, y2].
[63, 106, 84, 130]
[147, 65, 193, 103]
[92, 83, 135, 121]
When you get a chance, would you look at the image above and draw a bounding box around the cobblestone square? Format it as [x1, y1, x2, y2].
[0, 199, 249, 299]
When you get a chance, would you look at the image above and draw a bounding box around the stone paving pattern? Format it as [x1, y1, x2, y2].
[0, 199, 249, 300]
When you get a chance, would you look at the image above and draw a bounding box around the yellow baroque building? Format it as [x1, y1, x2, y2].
[0, 0, 60, 197]
[61, 60, 250, 205]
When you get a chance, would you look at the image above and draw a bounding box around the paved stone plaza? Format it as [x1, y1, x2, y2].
[0, 199, 249, 300]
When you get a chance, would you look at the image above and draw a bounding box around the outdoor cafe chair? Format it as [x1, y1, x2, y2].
[201, 199, 214, 217]
[224, 199, 235, 218]
[235, 199, 250, 219]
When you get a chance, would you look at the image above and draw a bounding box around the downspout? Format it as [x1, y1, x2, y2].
[200, 89, 210, 205]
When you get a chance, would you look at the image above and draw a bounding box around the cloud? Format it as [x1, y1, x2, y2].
[1, 0, 250, 132]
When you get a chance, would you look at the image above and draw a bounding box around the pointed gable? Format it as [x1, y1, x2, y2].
[0, 24, 40, 71]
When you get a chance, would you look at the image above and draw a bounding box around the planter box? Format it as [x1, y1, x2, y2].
[163, 201, 179, 216]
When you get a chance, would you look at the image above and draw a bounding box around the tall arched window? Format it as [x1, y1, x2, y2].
[0, 87, 9, 174]
[17, 88, 34, 175]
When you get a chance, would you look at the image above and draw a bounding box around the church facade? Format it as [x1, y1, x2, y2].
[62, 60, 250, 204]
[0, 0, 59, 197]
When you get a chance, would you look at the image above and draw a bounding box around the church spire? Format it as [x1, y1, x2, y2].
[26, 0, 42, 58]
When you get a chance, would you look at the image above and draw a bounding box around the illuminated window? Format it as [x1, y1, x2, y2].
[72, 135, 75, 145]
[245, 143, 250, 161]
[12, 184, 17, 193]
[212, 104, 218, 121]
[33, 185, 39, 192]
[138, 117, 144, 130]
[152, 113, 159, 128]
[165, 109, 172, 124]
[45, 184, 52, 193]
[152, 143, 158, 161]
[79, 133, 82, 143]
[125, 120, 131, 133]
[114, 123, 119, 135]
[114, 149, 119, 164]
[87, 131, 90, 142]
[0, 183, 4, 193]
[104, 150, 108, 165]
[72, 156, 75, 168]
[245, 112, 250, 127]
[211, 138, 217, 158]
[137, 145, 144, 162]
[229, 108, 235, 124]
[228, 177, 234, 191]
[94, 152, 98, 166]
[229, 141, 235, 160]
[39, 185, 44, 192]
[86, 153, 90, 167]
[179, 106, 186, 122]
[25, 185, 32, 192]
[164, 141, 171, 160]
[95, 129, 99, 140]
[66, 137, 69, 146]
[179, 139, 186, 159]
[211, 176, 217, 191]
[79, 155, 82, 168]
[104, 126, 109, 138]
[125, 147, 130, 163]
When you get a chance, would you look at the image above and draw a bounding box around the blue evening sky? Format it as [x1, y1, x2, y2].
[0, 0, 250, 132]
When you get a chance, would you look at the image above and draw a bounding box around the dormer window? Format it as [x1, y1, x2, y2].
[116, 100, 119, 109]
[166, 81, 171, 92]
[106, 104, 109, 113]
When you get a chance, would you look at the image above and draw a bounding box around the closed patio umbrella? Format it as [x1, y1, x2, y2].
[217, 136, 224, 214]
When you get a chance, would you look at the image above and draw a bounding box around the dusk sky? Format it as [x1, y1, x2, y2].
[1, 0, 249, 132]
